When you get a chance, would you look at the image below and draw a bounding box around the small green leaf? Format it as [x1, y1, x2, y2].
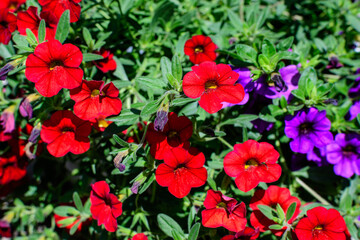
[258, 54, 273, 73]
[276, 203, 286, 222]
[82, 28, 93, 47]
[58, 217, 77, 227]
[286, 202, 297, 221]
[277, 36, 294, 51]
[55, 10, 70, 43]
[69, 220, 81, 235]
[187, 206, 196, 232]
[268, 224, 284, 230]
[258, 204, 275, 221]
[73, 192, 83, 212]
[38, 19, 46, 43]
[26, 28, 38, 46]
[262, 39, 276, 58]
[157, 214, 184, 238]
[113, 134, 130, 147]
[140, 100, 159, 117]
[171, 55, 182, 83]
[207, 177, 217, 190]
[171, 97, 198, 107]
[339, 188, 352, 212]
[188, 223, 201, 240]
[83, 53, 104, 62]
[235, 44, 258, 65]
[138, 173, 155, 194]
[219, 114, 258, 126]
[171, 229, 183, 240]
[160, 56, 172, 84]
[136, 77, 168, 91]
[107, 109, 139, 125]
[54, 206, 79, 217]
[346, 14, 360, 33]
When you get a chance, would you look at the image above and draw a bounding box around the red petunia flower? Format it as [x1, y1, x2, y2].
[0, 0, 26, 12]
[93, 49, 117, 73]
[201, 189, 247, 232]
[39, 0, 82, 23]
[25, 40, 83, 97]
[40, 110, 91, 157]
[0, 9, 16, 45]
[90, 181, 123, 232]
[184, 35, 218, 64]
[129, 233, 148, 240]
[70, 80, 122, 120]
[295, 206, 348, 240]
[182, 62, 245, 114]
[17, 6, 58, 40]
[223, 140, 281, 192]
[0, 154, 27, 185]
[0, 220, 11, 238]
[221, 227, 260, 240]
[250, 186, 301, 236]
[155, 147, 207, 198]
[146, 112, 193, 160]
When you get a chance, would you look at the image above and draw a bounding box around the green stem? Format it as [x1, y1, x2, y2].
[295, 177, 331, 206]
[218, 137, 234, 150]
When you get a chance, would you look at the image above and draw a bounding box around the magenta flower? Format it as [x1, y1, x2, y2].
[285, 108, 333, 153]
[326, 133, 360, 178]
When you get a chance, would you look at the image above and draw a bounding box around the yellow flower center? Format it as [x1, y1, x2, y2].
[245, 159, 258, 170]
[205, 81, 217, 90]
[216, 202, 227, 209]
[91, 89, 102, 97]
[49, 60, 64, 71]
[98, 119, 109, 128]
[194, 46, 204, 53]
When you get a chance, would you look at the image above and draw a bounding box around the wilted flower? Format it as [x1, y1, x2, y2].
[326, 56, 343, 69]
[154, 100, 169, 131]
[0, 105, 15, 134]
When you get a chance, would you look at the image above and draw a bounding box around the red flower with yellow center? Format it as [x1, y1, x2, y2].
[295, 206, 348, 240]
[155, 147, 207, 198]
[146, 112, 193, 160]
[182, 62, 245, 114]
[0, 0, 26, 12]
[184, 35, 218, 64]
[201, 189, 247, 232]
[93, 49, 117, 73]
[223, 140, 281, 192]
[40, 110, 91, 157]
[25, 40, 83, 97]
[70, 80, 122, 121]
[39, 0, 82, 23]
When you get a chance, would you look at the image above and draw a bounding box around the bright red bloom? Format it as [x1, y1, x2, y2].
[224, 140, 281, 192]
[17, 6, 58, 40]
[90, 181, 123, 232]
[146, 112, 193, 160]
[0, 9, 16, 45]
[183, 62, 245, 114]
[93, 49, 117, 73]
[70, 80, 122, 120]
[25, 40, 83, 97]
[0, 154, 27, 185]
[0, 220, 11, 238]
[221, 227, 260, 240]
[201, 189, 247, 232]
[90, 115, 112, 132]
[295, 206, 347, 240]
[40, 110, 91, 157]
[130, 233, 148, 240]
[156, 147, 207, 198]
[184, 35, 218, 64]
[250, 186, 301, 236]
[0, 0, 26, 12]
[39, 0, 82, 23]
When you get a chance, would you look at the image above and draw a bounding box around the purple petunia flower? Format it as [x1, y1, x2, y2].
[349, 68, 360, 98]
[254, 64, 300, 101]
[221, 67, 255, 108]
[0, 109, 15, 134]
[284, 108, 333, 154]
[326, 133, 360, 178]
[306, 147, 328, 166]
[347, 101, 360, 120]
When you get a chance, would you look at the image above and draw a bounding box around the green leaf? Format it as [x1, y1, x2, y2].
[314, 38, 327, 52]
[93, 32, 112, 50]
[82, 28, 93, 47]
[235, 44, 258, 65]
[187, 206, 196, 232]
[140, 100, 160, 117]
[171, 229, 183, 240]
[171, 97, 198, 107]
[277, 36, 294, 51]
[161, 56, 172, 84]
[54, 206, 79, 217]
[38, 19, 46, 44]
[58, 217, 77, 227]
[113, 134, 130, 147]
[285, 202, 297, 221]
[258, 204, 275, 221]
[258, 54, 273, 73]
[276, 203, 285, 222]
[268, 224, 284, 230]
[219, 114, 258, 127]
[113, 56, 128, 80]
[107, 109, 139, 125]
[157, 214, 184, 238]
[138, 173, 155, 194]
[344, 216, 358, 240]
[69, 220, 81, 235]
[26, 28, 38, 46]
[188, 223, 201, 240]
[73, 192, 83, 212]
[256, 7, 270, 29]
[83, 53, 104, 62]
[227, 9, 243, 31]
[339, 188, 352, 212]
[55, 10, 70, 43]
[171, 55, 182, 83]
[298, 67, 317, 97]
[13, 34, 29, 47]
[136, 77, 168, 91]
[262, 39, 276, 59]
[207, 177, 217, 190]
[346, 14, 360, 33]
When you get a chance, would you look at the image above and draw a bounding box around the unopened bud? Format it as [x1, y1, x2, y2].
[131, 181, 141, 194]
[154, 100, 169, 132]
[0, 63, 15, 81]
[323, 98, 338, 106]
[29, 123, 41, 143]
[0, 105, 16, 134]
[114, 149, 129, 172]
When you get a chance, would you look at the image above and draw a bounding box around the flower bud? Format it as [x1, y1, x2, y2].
[114, 150, 129, 172]
[0, 105, 16, 134]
